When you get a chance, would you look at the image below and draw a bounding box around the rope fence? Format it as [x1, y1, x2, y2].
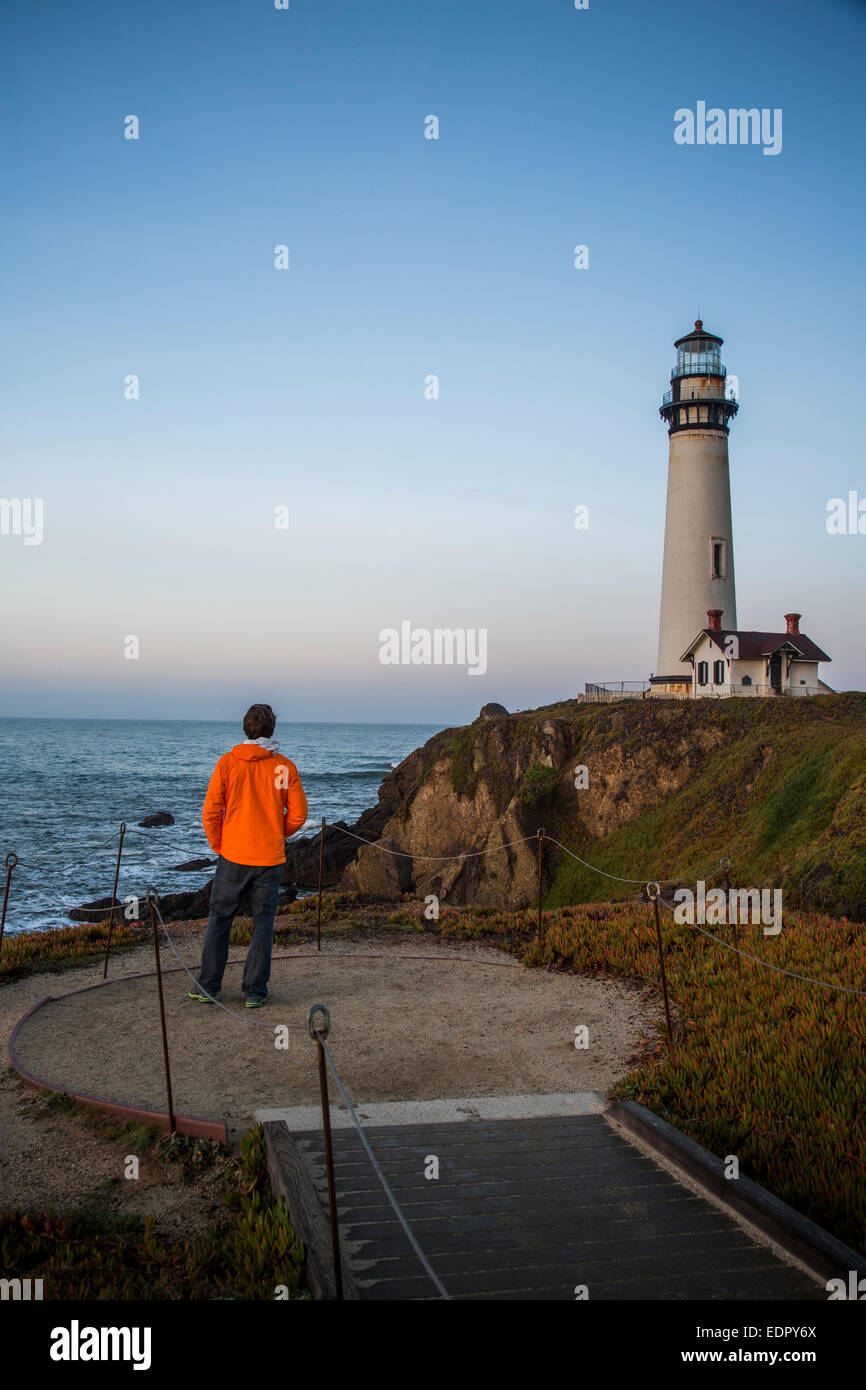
[3, 812, 863, 1302]
[655, 893, 866, 998]
[1, 815, 862, 1002]
[307, 1003, 450, 1301]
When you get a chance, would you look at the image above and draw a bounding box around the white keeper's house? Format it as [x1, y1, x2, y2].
[680, 609, 831, 699]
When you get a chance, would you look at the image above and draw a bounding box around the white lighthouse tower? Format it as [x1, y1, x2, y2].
[652, 320, 739, 693]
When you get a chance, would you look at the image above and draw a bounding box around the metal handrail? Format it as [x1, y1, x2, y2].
[672, 361, 726, 379]
[662, 388, 736, 406]
[585, 681, 651, 693]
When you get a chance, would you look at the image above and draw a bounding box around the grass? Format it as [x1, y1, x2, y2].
[539, 694, 866, 920]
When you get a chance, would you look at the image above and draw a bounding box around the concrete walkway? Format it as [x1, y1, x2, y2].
[260, 1095, 825, 1301]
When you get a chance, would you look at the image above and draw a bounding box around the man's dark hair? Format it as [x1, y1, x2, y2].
[243, 704, 276, 739]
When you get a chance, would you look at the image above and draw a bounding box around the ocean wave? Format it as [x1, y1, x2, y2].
[1, 720, 440, 935]
[301, 768, 391, 782]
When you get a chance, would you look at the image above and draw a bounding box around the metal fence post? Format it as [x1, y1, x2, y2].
[102, 822, 127, 978]
[722, 858, 741, 976]
[316, 817, 326, 952]
[537, 827, 545, 935]
[647, 882, 674, 1051]
[147, 889, 176, 1134]
[308, 1004, 343, 1300]
[0, 853, 18, 954]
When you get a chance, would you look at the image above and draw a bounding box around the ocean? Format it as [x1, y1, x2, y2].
[0, 719, 444, 936]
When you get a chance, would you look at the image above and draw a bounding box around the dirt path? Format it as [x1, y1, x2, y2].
[0, 928, 235, 1236]
[1, 922, 656, 1222]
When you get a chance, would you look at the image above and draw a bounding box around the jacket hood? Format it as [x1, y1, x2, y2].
[231, 743, 280, 761]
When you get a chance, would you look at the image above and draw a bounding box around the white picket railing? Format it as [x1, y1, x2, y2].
[579, 683, 825, 703]
[694, 683, 823, 698]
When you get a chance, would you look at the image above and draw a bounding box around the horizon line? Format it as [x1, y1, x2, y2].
[0, 715, 452, 727]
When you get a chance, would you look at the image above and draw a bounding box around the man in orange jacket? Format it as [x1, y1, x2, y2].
[191, 703, 308, 1007]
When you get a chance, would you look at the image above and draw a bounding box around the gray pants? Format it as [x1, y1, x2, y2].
[195, 856, 281, 1002]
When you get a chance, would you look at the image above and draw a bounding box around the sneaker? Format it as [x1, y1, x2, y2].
[188, 988, 216, 1004]
[245, 995, 268, 1008]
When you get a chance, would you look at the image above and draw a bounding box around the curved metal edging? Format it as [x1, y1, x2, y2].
[7, 972, 228, 1145]
[5, 945, 523, 1149]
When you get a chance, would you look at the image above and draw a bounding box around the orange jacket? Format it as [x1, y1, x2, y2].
[202, 744, 308, 867]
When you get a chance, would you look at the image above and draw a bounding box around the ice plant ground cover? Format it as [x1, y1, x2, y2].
[434, 900, 865, 1256]
[0, 1124, 305, 1300]
[2, 893, 863, 1284]
[0, 919, 150, 982]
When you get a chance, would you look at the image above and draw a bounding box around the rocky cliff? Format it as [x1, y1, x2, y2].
[100, 692, 865, 925]
[295, 692, 866, 921]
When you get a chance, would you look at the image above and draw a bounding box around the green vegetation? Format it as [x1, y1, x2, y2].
[535, 693, 866, 921]
[0, 919, 149, 982]
[435, 899, 866, 1255]
[414, 693, 866, 919]
[0, 890, 390, 983]
[519, 762, 558, 808]
[3, 885, 864, 1282]
[449, 720, 482, 799]
[756, 752, 827, 854]
[0, 1123, 305, 1300]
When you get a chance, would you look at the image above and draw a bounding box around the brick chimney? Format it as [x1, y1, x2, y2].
[785, 612, 801, 634]
[707, 609, 723, 631]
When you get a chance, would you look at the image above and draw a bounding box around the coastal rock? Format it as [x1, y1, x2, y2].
[68, 895, 124, 923]
[71, 882, 299, 924]
[170, 857, 217, 872]
[326, 693, 866, 920]
[155, 882, 299, 923]
[341, 836, 414, 897]
[480, 702, 509, 718]
[71, 694, 866, 924]
[278, 748, 425, 892]
[138, 811, 175, 828]
[282, 820, 357, 889]
[340, 716, 570, 908]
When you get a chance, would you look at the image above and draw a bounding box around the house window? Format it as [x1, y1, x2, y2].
[711, 538, 726, 579]
[713, 660, 725, 684]
[742, 675, 752, 686]
[697, 661, 709, 686]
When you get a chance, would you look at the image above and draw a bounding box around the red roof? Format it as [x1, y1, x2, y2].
[681, 630, 831, 663]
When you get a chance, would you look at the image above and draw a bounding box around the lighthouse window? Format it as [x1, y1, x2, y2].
[711, 539, 726, 579]
[676, 343, 722, 376]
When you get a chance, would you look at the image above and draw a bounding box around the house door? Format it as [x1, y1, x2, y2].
[769, 653, 782, 692]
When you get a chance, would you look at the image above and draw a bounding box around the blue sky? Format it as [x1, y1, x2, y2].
[1, 0, 864, 722]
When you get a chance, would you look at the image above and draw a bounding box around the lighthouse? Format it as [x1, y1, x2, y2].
[652, 320, 739, 693]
